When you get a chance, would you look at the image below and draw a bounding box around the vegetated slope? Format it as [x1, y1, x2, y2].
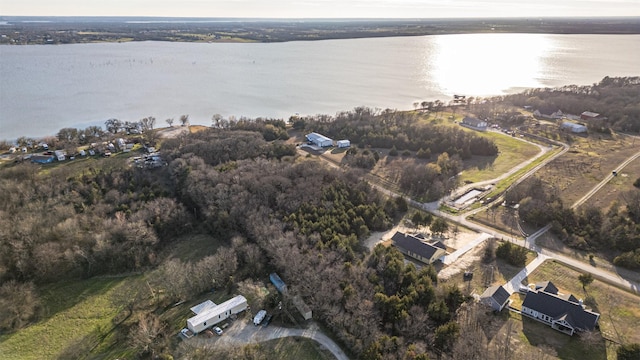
[0, 120, 471, 359]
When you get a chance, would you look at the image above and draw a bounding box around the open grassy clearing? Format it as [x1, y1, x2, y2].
[160, 233, 222, 262]
[534, 132, 639, 207]
[524, 260, 640, 346]
[0, 277, 127, 360]
[482, 145, 563, 201]
[459, 131, 541, 184]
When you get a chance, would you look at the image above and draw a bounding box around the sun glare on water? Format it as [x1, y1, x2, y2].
[426, 33, 554, 97]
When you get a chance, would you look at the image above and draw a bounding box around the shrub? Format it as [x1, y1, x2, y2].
[496, 242, 528, 267]
[617, 343, 640, 360]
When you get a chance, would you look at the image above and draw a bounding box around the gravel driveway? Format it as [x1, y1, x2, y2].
[216, 319, 349, 360]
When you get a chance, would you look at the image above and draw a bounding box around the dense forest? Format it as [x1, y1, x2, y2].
[0, 120, 494, 359]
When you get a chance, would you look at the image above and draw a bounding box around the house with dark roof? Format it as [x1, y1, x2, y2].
[391, 232, 447, 264]
[480, 285, 510, 311]
[521, 281, 599, 336]
[461, 116, 488, 131]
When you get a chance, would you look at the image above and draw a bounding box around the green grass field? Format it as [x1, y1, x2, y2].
[0, 277, 127, 360]
[460, 131, 541, 184]
[417, 112, 542, 184]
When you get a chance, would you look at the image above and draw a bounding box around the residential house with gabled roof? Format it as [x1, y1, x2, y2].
[391, 232, 447, 265]
[521, 281, 599, 335]
[480, 285, 510, 311]
[461, 116, 488, 131]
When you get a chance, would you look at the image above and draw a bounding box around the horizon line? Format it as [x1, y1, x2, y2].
[2, 15, 640, 20]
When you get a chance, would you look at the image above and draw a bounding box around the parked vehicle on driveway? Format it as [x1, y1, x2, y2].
[213, 326, 223, 336]
[262, 314, 273, 327]
[253, 310, 267, 326]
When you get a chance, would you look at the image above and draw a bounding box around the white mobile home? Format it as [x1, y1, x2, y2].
[186, 295, 248, 334]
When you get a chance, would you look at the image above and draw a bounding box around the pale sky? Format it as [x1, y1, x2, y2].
[1, 0, 639, 18]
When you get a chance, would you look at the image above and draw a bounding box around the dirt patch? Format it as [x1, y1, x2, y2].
[157, 126, 191, 138]
[584, 156, 640, 211]
[534, 132, 638, 207]
[438, 245, 483, 281]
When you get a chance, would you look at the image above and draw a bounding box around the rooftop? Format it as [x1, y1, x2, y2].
[391, 232, 445, 260]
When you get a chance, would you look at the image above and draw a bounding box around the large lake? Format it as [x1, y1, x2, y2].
[1, 34, 639, 140]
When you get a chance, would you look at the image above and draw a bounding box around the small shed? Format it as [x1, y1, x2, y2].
[293, 295, 312, 320]
[337, 140, 351, 148]
[270, 273, 288, 294]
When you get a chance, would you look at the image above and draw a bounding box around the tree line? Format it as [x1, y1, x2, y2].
[498, 76, 640, 133]
[507, 176, 640, 269]
[295, 107, 498, 159]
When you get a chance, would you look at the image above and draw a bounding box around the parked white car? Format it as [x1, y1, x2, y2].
[253, 310, 267, 326]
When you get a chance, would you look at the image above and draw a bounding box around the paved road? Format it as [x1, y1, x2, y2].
[217, 320, 349, 360]
[503, 254, 549, 294]
[311, 132, 640, 295]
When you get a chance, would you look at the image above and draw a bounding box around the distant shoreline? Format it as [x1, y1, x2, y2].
[1, 16, 639, 45]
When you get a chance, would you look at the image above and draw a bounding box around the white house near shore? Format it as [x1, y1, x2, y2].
[187, 295, 248, 334]
[460, 117, 488, 131]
